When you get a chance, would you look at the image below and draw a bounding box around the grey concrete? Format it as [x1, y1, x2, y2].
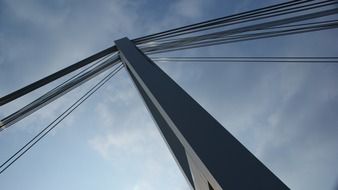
[115, 37, 289, 190]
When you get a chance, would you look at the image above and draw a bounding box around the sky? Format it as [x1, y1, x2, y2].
[0, 0, 338, 190]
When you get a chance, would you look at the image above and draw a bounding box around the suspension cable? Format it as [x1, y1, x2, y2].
[151, 56, 338, 63]
[0, 64, 124, 175]
[0, 1, 326, 106]
[0, 55, 120, 131]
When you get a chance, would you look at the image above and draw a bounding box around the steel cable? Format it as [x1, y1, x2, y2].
[0, 64, 124, 175]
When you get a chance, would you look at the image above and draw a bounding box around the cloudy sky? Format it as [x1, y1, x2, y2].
[0, 0, 338, 189]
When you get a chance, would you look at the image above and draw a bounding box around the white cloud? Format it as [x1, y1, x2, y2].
[89, 126, 157, 160]
[172, 0, 204, 19]
[4, 0, 69, 28]
[1, 0, 338, 190]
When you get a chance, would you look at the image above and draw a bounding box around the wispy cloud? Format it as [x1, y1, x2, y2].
[1, 0, 338, 190]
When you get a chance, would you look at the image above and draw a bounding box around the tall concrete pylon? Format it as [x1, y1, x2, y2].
[115, 37, 289, 190]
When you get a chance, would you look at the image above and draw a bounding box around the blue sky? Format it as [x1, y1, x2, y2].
[0, 0, 338, 189]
